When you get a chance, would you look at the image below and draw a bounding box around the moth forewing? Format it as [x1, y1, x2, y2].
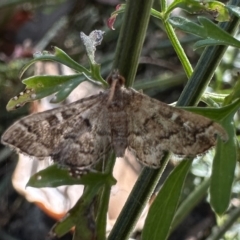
[1, 72, 228, 169]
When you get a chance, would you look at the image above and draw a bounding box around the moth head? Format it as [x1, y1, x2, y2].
[107, 69, 125, 88]
[106, 70, 126, 105]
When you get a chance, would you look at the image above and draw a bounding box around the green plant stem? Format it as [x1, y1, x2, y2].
[160, 0, 167, 11]
[108, 0, 155, 238]
[160, 0, 193, 78]
[163, 22, 193, 78]
[108, 154, 170, 240]
[96, 152, 116, 240]
[112, 0, 154, 87]
[171, 178, 210, 231]
[206, 206, 240, 240]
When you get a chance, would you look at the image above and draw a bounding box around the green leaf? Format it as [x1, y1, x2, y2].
[6, 74, 86, 111]
[178, 106, 226, 122]
[7, 44, 108, 110]
[166, 0, 230, 22]
[15, 46, 107, 107]
[167, 0, 207, 15]
[209, 100, 240, 215]
[142, 160, 191, 240]
[20, 47, 90, 78]
[27, 164, 116, 188]
[193, 38, 230, 49]
[180, 99, 240, 123]
[210, 120, 236, 215]
[168, 16, 240, 49]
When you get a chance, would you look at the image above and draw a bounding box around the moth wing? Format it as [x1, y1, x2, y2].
[2, 92, 111, 167]
[126, 89, 227, 168]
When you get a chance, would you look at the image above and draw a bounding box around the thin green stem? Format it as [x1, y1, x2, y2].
[96, 152, 116, 240]
[163, 21, 193, 78]
[160, 0, 193, 78]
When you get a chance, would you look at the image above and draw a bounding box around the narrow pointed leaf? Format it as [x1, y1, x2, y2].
[180, 98, 240, 122]
[27, 164, 116, 188]
[194, 39, 229, 49]
[210, 120, 236, 215]
[6, 74, 86, 111]
[20, 47, 90, 78]
[169, 17, 208, 37]
[142, 160, 191, 240]
[169, 16, 240, 48]
[209, 100, 240, 215]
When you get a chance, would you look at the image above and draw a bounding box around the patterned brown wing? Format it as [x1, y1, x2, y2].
[1, 92, 111, 167]
[125, 88, 228, 168]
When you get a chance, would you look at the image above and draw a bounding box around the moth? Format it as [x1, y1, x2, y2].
[1, 71, 228, 168]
